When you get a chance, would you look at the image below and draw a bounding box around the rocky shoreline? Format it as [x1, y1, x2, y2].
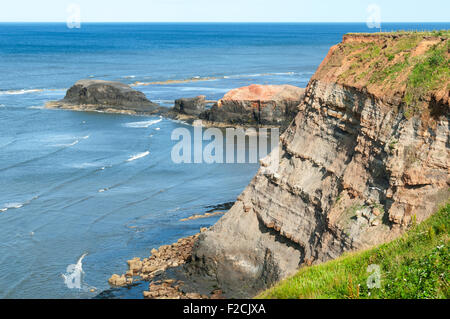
[107, 229, 228, 299]
[168, 84, 305, 131]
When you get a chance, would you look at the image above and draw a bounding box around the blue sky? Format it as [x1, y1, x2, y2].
[0, 0, 449, 22]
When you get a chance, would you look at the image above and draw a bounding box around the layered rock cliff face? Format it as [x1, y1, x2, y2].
[201, 84, 305, 129]
[187, 33, 450, 297]
[46, 79, 160, 114]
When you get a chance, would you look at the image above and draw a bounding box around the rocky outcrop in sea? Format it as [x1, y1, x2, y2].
[169, 84, 305, 130]
[45, 79, 163, 115]
[202, 84, 305, 129]
[47, 81, 305, 132]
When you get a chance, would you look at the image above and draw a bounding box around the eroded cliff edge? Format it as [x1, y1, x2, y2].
[186, 32, 450, 297]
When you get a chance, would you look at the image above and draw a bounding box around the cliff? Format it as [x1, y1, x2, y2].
[186, 32, 450, 297]
[46, 80, 161, 114]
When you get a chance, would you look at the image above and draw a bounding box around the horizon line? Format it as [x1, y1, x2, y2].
[0, 21, 449, 24]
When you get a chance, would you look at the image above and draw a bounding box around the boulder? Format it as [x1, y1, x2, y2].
[127, 257, 143, 274]
[108, 274, 128, 286]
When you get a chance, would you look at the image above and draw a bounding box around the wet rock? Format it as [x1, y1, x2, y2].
[173, 96, 206, 116]
[127, 257, 143, 274]
[108, 274, 128, 287]
[108, 233, 201, 293]
[143, 279, 211, 299]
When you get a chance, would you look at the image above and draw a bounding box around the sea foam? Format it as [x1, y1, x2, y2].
[53, 135, 89, 147]
[0, 196, 39, 213]
[0, 89, 43, 95]
[127, 151, 150, 162]
[123, 118, 162, 128]
[62, 253, 87, 289]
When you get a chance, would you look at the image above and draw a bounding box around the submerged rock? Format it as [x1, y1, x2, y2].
[46, 79, 161, 114]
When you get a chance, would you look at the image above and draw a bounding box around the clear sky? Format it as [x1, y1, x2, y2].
[0, 0, 449, 23]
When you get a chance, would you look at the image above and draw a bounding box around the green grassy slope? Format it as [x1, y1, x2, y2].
[257, 202, 449, 299]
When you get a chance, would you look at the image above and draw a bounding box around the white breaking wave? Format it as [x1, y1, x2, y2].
[0, 196, 39, 213]
[245, 72, 297, 77]
[123, 118, 162, 128]
[0, 203, 22, 212]
[71, 162, 100, 169]
[179, 87, 229, 92]
[68, 140, 80, 147]
[0, 89, 43, 95]
[0, 88, 67, 96]
[62, 253, 87, 289]
[127, 151, 150, 162]
[6, 203, 23, 209]
[54, 135, 89, 147]
[168, 118, 189, 126]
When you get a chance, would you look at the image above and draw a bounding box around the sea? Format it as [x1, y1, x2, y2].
[0, 22, 448, 298]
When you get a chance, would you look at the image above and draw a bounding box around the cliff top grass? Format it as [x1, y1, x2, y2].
[313, 30, 450, 118]
[257, 202, 449, 299]
[346, 30, 450, 38]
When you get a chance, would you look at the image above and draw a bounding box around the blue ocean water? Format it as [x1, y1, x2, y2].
[0, 22, 448, 299]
